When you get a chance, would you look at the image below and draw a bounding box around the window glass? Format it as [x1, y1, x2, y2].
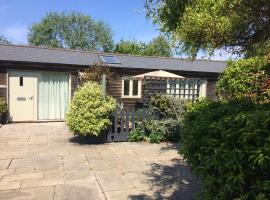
[132, 80, 138, 96]
[19, 76, 23, 86]
[124, 79, 130, 96]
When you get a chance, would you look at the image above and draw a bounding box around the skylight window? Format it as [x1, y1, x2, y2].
[99, 55, 121, 64]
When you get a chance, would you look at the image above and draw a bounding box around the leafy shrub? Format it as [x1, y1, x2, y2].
[217, 57, 270, 104]
[0, 98, 7, 115]
[128, 119, 181, 143]
[128, 128, 145, 142]
[65, 82, 116, 136]
[150, 94, 186, 119]
[145, 119, 181, 143]
[180, 99, 270, 200]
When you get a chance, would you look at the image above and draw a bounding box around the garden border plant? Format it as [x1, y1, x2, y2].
[65, 81, 116, 140]
[128, 94, 186, 143]
[0, 98, 7, 126]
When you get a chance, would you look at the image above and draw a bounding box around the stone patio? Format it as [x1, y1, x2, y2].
[0, 122, 201, 200]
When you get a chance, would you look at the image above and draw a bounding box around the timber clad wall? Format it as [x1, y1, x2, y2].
[107, 68, 220, 110]
[0, 68, 7, 101]
[0, 62, 221, 112]
[108, 68, 148, 110]
[70, 72, 78, 98]
[206, 80, 218, 100]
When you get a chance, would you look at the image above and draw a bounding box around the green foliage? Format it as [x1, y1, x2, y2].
[28, 12, 114, 52]
[180, 99, 270, 200]
[114, 36, 172, 57]
[0, 35, 11, 44]
[128, 128, 145, 142]
[150, 94, 186, 119]
[80, 63, 115, 84]
[128, 95, 185, 143]
[145, 0, 270, 57]
[65, 82, 116, 136]
[145, 119, 181, 143]
[0, 98, 7, 114]
[217, 57, 270, 104]
[114, 39, 146, 55]
[128, 119, 181, 143]
[145, 36, 172, 57]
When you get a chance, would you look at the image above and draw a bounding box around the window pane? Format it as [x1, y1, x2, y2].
[133, 80, 138, 96]
[124, 80, 130, 96]
[19, 76, 23, 86]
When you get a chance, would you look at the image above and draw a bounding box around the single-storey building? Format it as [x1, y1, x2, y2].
[0, 44, 226, 122]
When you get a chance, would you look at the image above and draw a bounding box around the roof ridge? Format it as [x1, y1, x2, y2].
[0, 43, 227, 63]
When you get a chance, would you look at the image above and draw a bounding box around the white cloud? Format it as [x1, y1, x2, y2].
[3, 25, 28, 44]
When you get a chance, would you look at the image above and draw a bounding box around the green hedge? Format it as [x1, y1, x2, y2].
[65, 82, 116, 136]
[181, 99, 270, 200]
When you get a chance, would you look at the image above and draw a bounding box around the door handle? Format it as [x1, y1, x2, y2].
[29, 96, 34, 100]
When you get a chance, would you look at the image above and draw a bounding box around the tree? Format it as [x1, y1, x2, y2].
[28, 12, 114, 52]
[145, 0, 270, 58]
[0, 35, 11, 44]
[145, 35, 172, 57]
[114, 36, 172, 57]
[114, 39, 146, 55]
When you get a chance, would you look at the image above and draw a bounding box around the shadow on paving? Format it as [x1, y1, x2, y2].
[69, 134, 107, 145]
[129, 144, 202, 200]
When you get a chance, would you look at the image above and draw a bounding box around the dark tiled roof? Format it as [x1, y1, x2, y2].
[0, 44, 227, 73]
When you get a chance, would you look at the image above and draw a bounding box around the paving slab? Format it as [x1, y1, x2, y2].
[54, 180, 105, 200]
[0, 186, 54, 200]
[0, 159, 11, 169]
[0, 122, 201, 200]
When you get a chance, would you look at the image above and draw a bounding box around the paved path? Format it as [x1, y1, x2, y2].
[0, 122, 200, 200]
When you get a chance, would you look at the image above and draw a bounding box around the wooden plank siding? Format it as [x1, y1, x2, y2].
[107, 68, 220, 110]
[107, 68, 150, 111]
[0, 61, 221, 112]
[0, 67, 7, 101]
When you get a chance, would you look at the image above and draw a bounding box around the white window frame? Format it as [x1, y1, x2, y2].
[166, 79, 207, 99]
[121, 76, 142, 98]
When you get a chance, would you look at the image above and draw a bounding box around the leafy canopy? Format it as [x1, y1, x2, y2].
[114, 35, 172, 57]
[145, 0, 270, 58]
[28, 12, 114, 52]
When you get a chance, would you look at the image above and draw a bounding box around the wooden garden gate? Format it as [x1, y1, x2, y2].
[107, 109, 147, 142]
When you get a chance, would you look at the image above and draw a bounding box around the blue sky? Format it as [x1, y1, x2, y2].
[0, 0, 233, 60]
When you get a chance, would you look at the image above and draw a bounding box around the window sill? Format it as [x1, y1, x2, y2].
[121, 96, 142, 99]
